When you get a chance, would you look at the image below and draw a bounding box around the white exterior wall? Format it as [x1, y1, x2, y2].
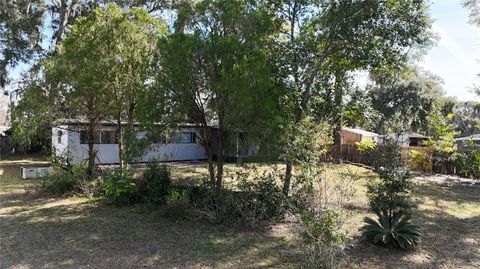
[53, 125, 206, 165]
[52, 125, 72, 157]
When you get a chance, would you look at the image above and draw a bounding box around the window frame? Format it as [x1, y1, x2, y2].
[170, 131, 196, 144]
[79, 130, 118, 144]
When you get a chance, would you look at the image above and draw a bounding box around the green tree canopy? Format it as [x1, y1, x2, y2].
[46, 4, 167, 173]
[156, 0, 282, 187]
[267, 0, 433, 194]
[368, 67, 444, 134]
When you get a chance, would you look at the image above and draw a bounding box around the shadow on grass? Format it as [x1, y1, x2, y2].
[345, 181, 480, 269]
[0, 192, 300, 269]
[415, 181, 480, 204]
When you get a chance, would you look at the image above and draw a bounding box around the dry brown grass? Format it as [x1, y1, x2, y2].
[1, 157, 479, 269]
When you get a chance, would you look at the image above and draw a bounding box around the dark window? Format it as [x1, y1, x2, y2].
[101, 131, 117, 144]
[191, 132, 197, 144]
[152, 134, 168, 144]
[57, 130, 63, 144]
[80, 130, 117, 144]
[171, 132, 196, 144]
[94, 132, 101, 144]
[80, 131, 88, 144]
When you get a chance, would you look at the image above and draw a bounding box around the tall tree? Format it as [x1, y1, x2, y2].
[368, 67, 445, 134]
[10, 80, 52, 149]
[269, 0, 433, 195]
[156, 0, 280, 187]
[1, 0, 170, 89]
[0, 0, 45, 88]
[5, 0, 171, 155]
[95, 5, 167, 169]
[464, 0, 480, 25]
[46, 4, 167, 173]
[450, 101, 480, 136]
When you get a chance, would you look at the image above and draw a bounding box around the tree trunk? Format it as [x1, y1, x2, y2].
[199, 125, 216, 186]
[206, 148, 216, 186]
[375, 117, 385, 134]
[216, 118, 225, 188]
[283, 161, 293, 196]
[117, 118, 124, 170]
[87, 123, 96, 177]
[125, 102, 135, 169]
[333, 71, 344, 160]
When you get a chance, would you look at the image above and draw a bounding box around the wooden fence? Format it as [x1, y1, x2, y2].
[329, 144, 369, 165]
[330, 144, 466, 177]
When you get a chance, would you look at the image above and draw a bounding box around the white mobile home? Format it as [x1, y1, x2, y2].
[52, 120, 257, 165]
[455, 134, 480, 152]
[383, 133, 430, 147]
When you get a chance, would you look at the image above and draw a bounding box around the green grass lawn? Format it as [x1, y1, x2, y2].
[1, 157, 479, 269]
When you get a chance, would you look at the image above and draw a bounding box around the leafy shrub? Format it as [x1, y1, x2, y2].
[36, 165, 87, 195]
[188, 169, 286, 226]
[408, 149, 431, 172]
[363, 141, 420, 249]
[103, 169, 139, 205]
[299, 209, 347, 269]
[291, 165, 356, 269]
[355, 139, 376, 153]
[369, 141, 405, 172]
[138, 161, 171, 204]
[78, 176, 105, 198]
[235, 169, 287, 222]
[452, 141, 480, 179]
[362, 211, 421, 249]
[164, 188, 190, 218]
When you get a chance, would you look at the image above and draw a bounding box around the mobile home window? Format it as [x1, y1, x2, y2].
[57, 130, 63, 144]
[152, 134, 167, 144]
[80, 130, 117, 144]
[100, 131, 117, 144]
[80, 131, 88, 144]
[171, 132, 196, 144]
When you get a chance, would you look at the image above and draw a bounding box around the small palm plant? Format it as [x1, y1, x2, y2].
[362, 211, 421, 249]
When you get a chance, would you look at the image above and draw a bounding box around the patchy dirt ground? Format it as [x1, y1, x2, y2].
[1, 157, 479, 269]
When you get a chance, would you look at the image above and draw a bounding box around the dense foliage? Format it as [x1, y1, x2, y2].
[453, 141, 480, 179]
[103, 162, 173, 205]
[187, 170, 287, 226]
[137, 162, 172, 204]
[103, 169, 140, 205]
[363, 212, 421, 250]
[364, 142, 421, 249]
[155, 0, 281, 187]
[35, 165, 88, 195]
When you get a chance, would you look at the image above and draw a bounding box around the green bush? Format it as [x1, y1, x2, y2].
[164, 188, 190, 218]
[103, 169, 139, 205]
[355, 139, 376, 153]
[409, 149, 431, 172]
[452, 141, 480, 179]
[299, 209, 348, 269]
[364, 141, 420, 249]
[138, 162, 172, 204]
[369, 141, 405, 172]
[362, 211, 421, 249]
[236, 171, 287, 222]
[36, 165, 87, 195]
[188, 170, 286, 226]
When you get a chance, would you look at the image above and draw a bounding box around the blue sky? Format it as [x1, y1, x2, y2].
[420, 0, 480, 101]
[6, 0, 480, 102]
